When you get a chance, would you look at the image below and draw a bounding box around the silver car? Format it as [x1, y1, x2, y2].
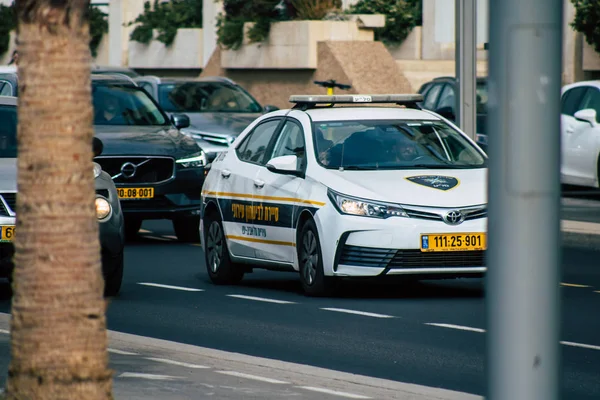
[0, 96, 126, 296]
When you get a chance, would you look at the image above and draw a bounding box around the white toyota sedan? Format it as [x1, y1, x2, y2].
[200, 94, 488, 296]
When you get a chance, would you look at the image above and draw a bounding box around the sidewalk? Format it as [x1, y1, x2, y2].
[0, 313, 481, 400]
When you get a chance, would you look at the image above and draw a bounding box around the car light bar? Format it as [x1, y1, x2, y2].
[289, 94, 423, 110]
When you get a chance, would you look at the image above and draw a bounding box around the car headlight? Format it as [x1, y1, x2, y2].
[176, 151, 207, 168]
[95, 197, 111, 220]
[327, 189, 408, 219]
[93, 162, 102, 178]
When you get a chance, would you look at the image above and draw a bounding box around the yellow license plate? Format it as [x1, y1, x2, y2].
[0, 225, 15, 242]
[421, 232, 486, 252]
[117, 187, 154, 199]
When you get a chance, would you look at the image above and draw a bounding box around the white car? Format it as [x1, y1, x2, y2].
[199, 94, 488, 296]
[560, 80, 600, 188]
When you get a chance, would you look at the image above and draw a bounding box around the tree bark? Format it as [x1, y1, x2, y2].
[6, 0, 113, 398]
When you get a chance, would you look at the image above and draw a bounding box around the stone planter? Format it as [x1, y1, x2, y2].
[128, 28, 204, 69]
[221, 17, 384, 70]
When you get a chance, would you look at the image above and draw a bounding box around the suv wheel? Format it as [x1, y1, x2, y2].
[173, 216, 201, 242]
[103, 251, 124, 297]
[124, 218, 142, 241]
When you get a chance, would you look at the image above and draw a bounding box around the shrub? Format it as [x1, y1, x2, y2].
[290, 0, 342, 20]
[0, 3, 108, 58]
[128, 0, 202, 47]
[571, 0, 600, 54]
[348, 0, 422, 45]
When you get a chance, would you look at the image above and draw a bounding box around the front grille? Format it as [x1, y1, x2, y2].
[119, 196, 173, 210]
[95, 156, 175, 184]
[403, 205, 487, 223]
[0, 193, 16, 216]
[339, 245, 486, 269]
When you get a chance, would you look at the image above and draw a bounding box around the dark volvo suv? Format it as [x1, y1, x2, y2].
[0, 73, 206, 242]
[91, 76, 205, 241]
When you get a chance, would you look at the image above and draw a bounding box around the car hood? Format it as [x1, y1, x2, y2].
[0, 158, 16, 192]
[94, 125, 200, 157]
[184, 112, 261, 137]
[319, 168, 488, 208]
[0, 158, 117, 194]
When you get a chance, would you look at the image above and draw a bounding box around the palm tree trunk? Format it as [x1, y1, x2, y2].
[6, 0, 112, 398]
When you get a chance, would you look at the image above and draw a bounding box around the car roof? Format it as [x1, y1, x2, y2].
[562, 80, 600, 93]
[303, 106, 441, 122]
[0, 96, 17, 106]
[134, 75, 239, 85]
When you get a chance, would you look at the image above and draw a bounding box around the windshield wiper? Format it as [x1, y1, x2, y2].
[338, 165, 378, 170]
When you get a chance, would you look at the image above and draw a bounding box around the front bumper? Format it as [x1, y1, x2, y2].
[116, 167, 204, 220]
[314, 205, 487, 278]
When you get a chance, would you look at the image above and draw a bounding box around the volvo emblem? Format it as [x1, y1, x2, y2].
[443, 210, 464, 225]
[120, 162, 137, 178]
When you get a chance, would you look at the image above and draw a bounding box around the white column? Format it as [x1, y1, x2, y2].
[108, 0, 146, 67]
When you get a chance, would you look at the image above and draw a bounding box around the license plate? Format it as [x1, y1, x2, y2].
[117, 187, 154, 199]
[0, 225, 15, 242]
[420, 232, 486, 252]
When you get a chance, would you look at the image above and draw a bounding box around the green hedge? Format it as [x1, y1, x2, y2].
[128, 0, 202, 47]
[571, 0, 600, 54]
[347, 0, 422, 45]
[0, 3, 108, 58]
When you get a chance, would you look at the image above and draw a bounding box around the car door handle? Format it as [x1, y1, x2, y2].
[221, 169, 231, 178]
[254, 179, 265, 188]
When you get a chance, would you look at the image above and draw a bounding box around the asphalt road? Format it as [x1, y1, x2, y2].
[0, 189, 598, 399]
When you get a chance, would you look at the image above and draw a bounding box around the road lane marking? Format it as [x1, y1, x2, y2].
[595, 291, 600, 294]
[118, 372, 183, 380]
[561, 283, 592, 288]
[561, 341, 600, 351]
[137, 282, 204, 292]
[226, 294, 297, 304]
[145, 357, 210, 369]
[164, 235, 178, 240]
[297, 386, 371, 399]
[425, 323, 486, 333]
[320, 308, 395, 319]
[191, 243, 202, 247]
[426, 323, 600, 351]
[144, 235, 173, 241]
[215, 371, 289, 384]
[0, 329, 8, 334]
[139, 229, 151, 233]
[108, 348, 137, 356]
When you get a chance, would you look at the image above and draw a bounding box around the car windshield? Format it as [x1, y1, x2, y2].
[0, 105, 17, 158]
[158, 82, 263, 113]
[313, 119, 486, 170]
[92, 84, 169, 126]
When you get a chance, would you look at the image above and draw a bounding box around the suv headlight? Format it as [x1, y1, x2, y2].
[327, 189, 408, 219]
[93, 162, 102, 178]
[176, 151, 207, 168]
[95, 197, 111, 220]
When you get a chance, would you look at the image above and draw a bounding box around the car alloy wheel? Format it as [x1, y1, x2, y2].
[301, 230, 318, 286]
[206, 221, 224, 273]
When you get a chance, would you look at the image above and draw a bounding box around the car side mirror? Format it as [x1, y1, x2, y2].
[171, 113, 191, 129]
[92, 137, 103, 157]
[574, 108, 597, 127]
[263, 105, 279, 113]
[435, 106, 455, 121]
[266, 155, 302, 177]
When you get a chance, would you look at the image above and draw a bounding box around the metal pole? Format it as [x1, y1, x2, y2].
[455, 0, 477, 140]
[486, 0, 563, 399]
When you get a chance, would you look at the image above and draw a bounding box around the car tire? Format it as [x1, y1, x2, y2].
[173, 216, 201, 243]
[103, 251, 124, 297]
[203, 211, 244, 285]
[298, 218, 336, 297]
[124, 218, 142, 241]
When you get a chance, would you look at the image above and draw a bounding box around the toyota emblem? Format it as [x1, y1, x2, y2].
[120, 162, 137, 178]
[443, 210, 464, 225]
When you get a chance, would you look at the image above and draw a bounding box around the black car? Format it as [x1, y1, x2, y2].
[91, 75, 205, 241]
[0, 73, 206, 242]
[0, 96, 125, 296]
[134, 75, 278, 161]
[418, 76, 488, 150]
